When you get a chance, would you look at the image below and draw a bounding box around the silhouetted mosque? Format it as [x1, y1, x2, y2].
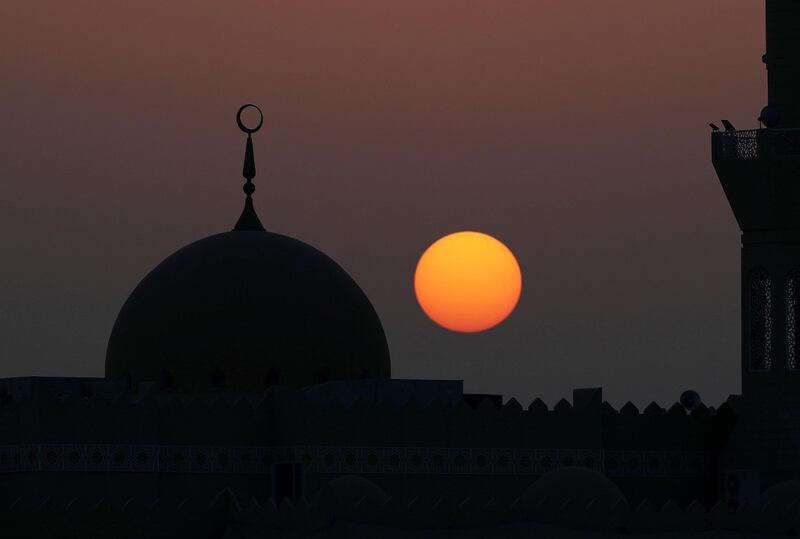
[4, 3, 800, 537]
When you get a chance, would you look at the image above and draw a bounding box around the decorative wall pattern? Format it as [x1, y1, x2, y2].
[0, 444, 710, 478]
[788, 270, 800, 369]
[712, 130, 759, 160]
[711, 128, 800, 160]
[749, 266, 773, 371]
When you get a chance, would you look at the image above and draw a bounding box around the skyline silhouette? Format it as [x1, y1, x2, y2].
[0, 1, 765, 407]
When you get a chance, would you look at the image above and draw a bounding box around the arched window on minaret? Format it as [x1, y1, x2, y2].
[749, 266, 773, 371]
[787, 270, 800, 370]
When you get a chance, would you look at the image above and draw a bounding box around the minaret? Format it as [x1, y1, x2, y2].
[712, 1, 800, 402]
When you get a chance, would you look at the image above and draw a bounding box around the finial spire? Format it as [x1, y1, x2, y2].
[233, 104, 266, 232]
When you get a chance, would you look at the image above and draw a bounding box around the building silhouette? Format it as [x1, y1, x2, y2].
[2, 2, 800, 537]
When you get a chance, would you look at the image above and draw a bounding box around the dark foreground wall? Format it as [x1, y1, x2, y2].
[0, 488, 798, 539]
[0, 378, 736, 510]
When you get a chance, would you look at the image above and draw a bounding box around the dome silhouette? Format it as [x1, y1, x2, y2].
[521, 466, 630, 515]
[106, 230, 390, 391]
[759, 480, 800, 512]
[327, 475, 389, 508]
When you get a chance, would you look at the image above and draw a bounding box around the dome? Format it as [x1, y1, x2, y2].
[327, 475, 389, 508]
[759, 480, 800, 512]
[521, 466, 630, 515]
[105, 230, 391, 391]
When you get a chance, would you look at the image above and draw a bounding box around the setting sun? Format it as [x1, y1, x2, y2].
[414, 231, 522, 333]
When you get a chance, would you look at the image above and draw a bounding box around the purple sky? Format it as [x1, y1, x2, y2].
[0, 1, 765, 407]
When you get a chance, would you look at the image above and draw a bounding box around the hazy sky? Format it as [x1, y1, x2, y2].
[0, 1, 765, 407]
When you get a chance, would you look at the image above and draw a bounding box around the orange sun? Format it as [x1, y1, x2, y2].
[414, 231, 522, 333]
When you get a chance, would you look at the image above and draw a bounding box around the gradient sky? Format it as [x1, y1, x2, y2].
[0, 1, 765, 407]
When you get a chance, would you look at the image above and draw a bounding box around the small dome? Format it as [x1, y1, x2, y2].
[759, 480, 800, 512]
[106, 230, 390, 391]
[521, 467, 630, 527]
[327, 475, 389, 509]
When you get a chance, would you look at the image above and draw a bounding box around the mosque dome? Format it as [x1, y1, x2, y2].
[521, 466, 630, 517]
[326, 475, 389, 508]
[758, 480, 800, 512]
[105, 105, 390, 392]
